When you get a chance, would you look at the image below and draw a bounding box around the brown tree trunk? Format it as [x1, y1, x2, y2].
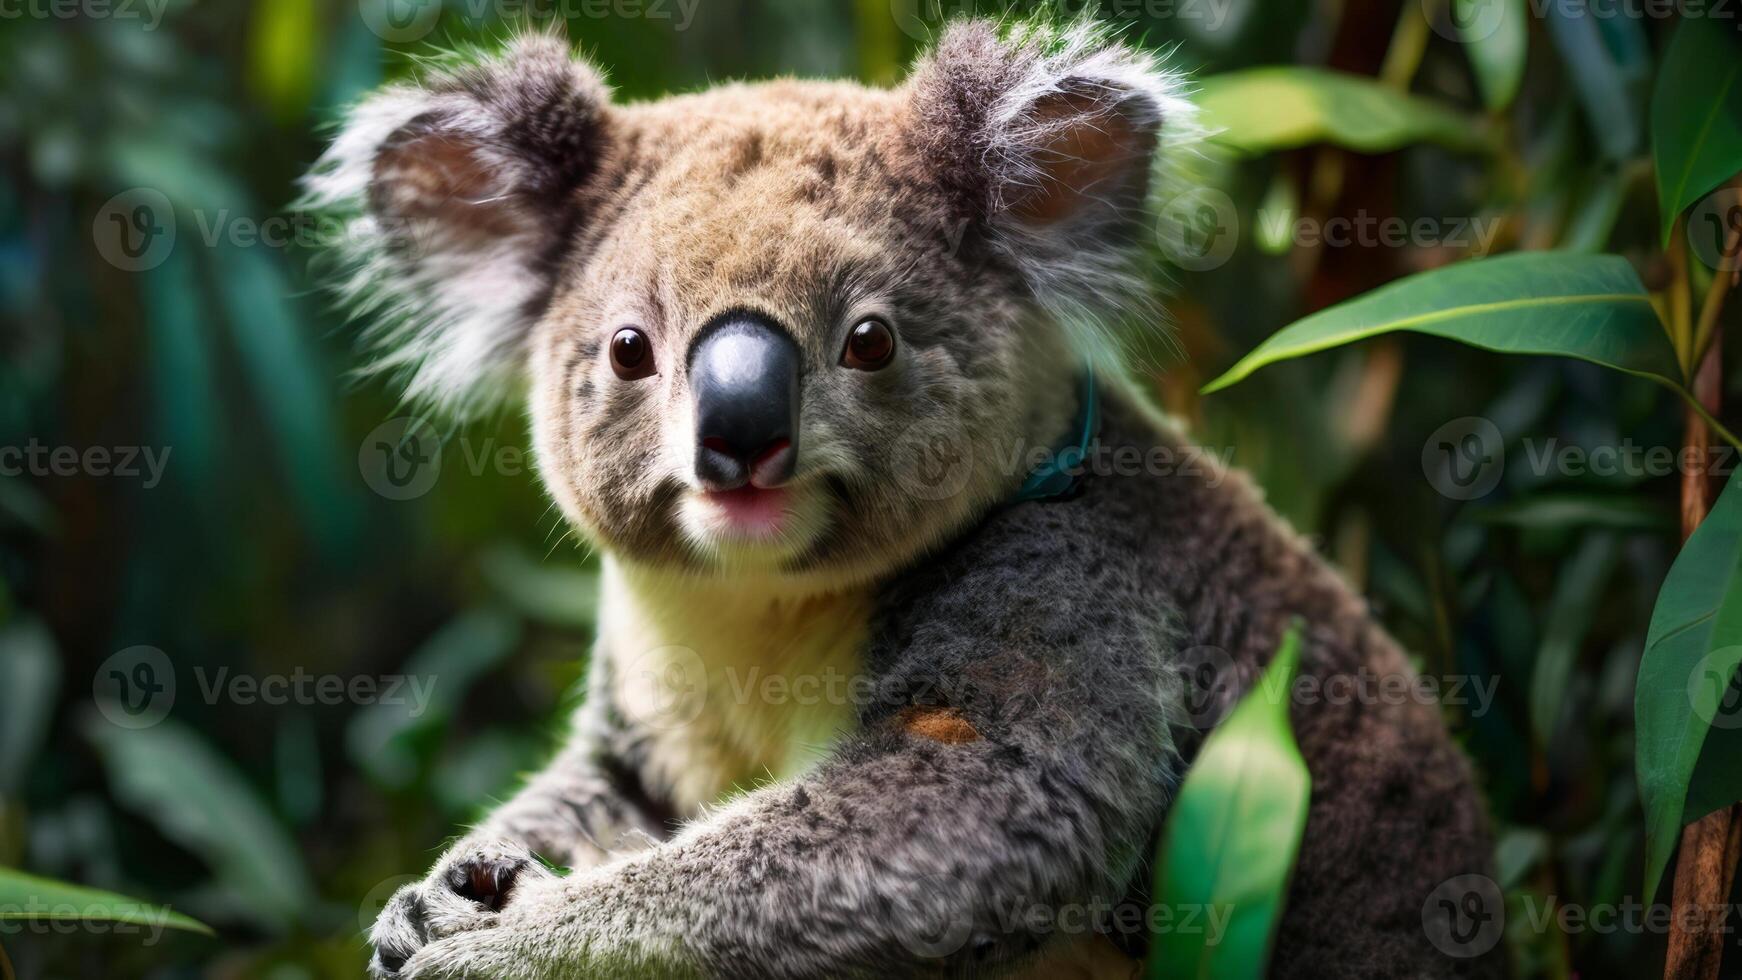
[1665, 335, 1742, 980]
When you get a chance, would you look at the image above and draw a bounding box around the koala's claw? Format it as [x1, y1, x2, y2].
[444, 853, 526, 912]
[373, 947, 410, 978]
[370, 840, 543, 979]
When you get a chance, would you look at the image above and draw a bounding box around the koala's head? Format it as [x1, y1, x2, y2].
[306, 19, 1189, 591]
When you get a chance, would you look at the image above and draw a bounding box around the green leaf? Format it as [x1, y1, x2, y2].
[82, 715, 315, 931]
[248, 0, 322, 119]
[321, 7, 384, 109]
[1636, 470, 1742, 903]
[1543, 0, 1650, 162]
[0, 475, 55, 534]
[346, 608, 521, 788]
[0, 867, 212, 937]
[1559, 169, 1630, 253]
[1685, 720, 1742, 830]
[139, 243, 219, 493]
[1651, 18, 1742, 244]
[1529, 534, 1619, 746]
[1149, 624, 1311, 980]
[1195, 67, 1490, 157]
[1457, 0, 1527, 111]
[0, 618, 59, 797]
[1255, 171, 1297, 256]
[1494, 827, 1550, 889]
[1468, 492, 1674, 532]
[1201, 253, 1678, 394]
[480, 544, 600, 630]
[209, 242, 361, 559]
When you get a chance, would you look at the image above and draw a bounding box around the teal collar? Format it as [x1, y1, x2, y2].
[1012, 371, 1099, 503]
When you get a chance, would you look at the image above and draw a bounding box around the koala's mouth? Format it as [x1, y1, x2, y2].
[665, 472, 913, 581]
[697, 485, 793, 538]
[676, 477, 836, 564]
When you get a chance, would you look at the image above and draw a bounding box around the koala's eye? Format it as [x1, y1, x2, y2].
[841, 318, 896, 371]
[610, 327, 655, 380]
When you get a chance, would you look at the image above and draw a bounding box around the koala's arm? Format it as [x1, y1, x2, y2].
[398, 501, 1184, 980]
[466, 681, 670, 866]
[369, 655, 671, 978]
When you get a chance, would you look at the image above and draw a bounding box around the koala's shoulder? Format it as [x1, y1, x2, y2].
[867, 394, 1189, 664]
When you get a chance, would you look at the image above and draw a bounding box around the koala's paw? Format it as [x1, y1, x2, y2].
[370, 839, 552, 978]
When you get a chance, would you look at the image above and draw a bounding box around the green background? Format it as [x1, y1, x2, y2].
[0, 0, 1732, 976]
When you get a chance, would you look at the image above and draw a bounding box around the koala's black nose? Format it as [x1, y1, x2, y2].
[690, 313, 798, 491]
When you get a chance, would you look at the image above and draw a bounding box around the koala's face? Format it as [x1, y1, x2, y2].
[526, 82, 1077, 584]
[307, 22, 1186, 589]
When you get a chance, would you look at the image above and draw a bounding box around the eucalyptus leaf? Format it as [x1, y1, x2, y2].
[1494, 827, 1549, 890]
[322, 7, 384, 108]
[1255, 171, 1297, 256]
[1559, 169, 1628, 253]
[0, 618, 59, 796]
[1651, 18, 1742, 244]
[82, 715, 315, 931]
[247, 0, 321, 119]
[1457, 0, 1526, 111]
[1201, 253, 1678, 394]
[480, 544, 600, 631]
[346, 608, 521, 788]
[1685, 721, 1742, 831]
[1468, 492, 1673, 532]
[1542, 0, 1650, 161]
[0, 867, 212, 937]
[1194, 67, 1489, 157]
[0, 475, 54, 534]
[1149, 624, 1310, 979]
[1635, 470, 1742, 903]
[140, 243, 218, 492]
[1529, 533, 1619, 746]
[209, 242, 360, 558]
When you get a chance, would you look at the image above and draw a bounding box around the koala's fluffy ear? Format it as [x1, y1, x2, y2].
[905, 19, 1194, 318]
[301, 35, 610, 414]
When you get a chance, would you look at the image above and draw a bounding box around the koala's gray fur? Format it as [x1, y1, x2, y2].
[306, 17, 1502, 979]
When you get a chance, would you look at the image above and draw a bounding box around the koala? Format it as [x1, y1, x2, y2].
[305, 18, 1504, 980]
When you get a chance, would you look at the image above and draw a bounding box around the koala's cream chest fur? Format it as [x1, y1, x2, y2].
[600, 560, 871, 811]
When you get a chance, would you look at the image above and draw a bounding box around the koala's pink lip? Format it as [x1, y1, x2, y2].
[699, 485, 791, 536]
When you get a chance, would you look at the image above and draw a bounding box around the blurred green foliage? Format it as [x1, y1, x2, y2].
[1, 0, 1739, 977]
